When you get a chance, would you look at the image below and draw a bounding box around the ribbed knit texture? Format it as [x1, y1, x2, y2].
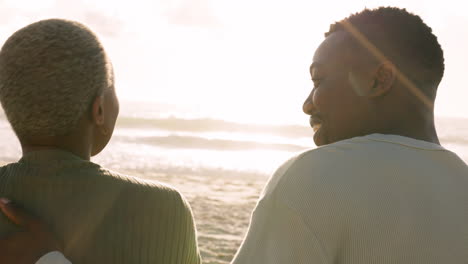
[233, 134, 468, 264]
[0, 149, 201, 264]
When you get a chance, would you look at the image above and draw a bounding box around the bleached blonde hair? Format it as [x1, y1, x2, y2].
[0, 19, 113, 138]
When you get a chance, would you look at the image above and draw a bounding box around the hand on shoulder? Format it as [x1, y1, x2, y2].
[0, 198, 65, 264]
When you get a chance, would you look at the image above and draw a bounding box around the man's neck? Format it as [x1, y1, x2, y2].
[377, 114, 440, 145]
[383, 126, 440, 145]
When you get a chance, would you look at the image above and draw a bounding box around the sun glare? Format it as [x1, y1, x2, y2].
[0, 0, 466, 123]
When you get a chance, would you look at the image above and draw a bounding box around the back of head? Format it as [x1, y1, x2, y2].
[326, 7, 444, 101]
[0, 19, 113, 138]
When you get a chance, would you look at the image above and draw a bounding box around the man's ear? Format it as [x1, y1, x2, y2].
[91, 95, 105, 126]
[369, 61, 396, 97]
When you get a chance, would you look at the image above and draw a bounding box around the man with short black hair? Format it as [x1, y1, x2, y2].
[232, 7, 468, 264]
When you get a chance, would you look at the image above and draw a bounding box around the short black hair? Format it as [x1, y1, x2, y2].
[326, 7, 444, 99]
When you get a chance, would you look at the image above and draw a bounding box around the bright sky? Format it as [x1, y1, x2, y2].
[0, 0, 467, 125]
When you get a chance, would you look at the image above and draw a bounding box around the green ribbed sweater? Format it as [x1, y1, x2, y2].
[0, 149, 201, 264]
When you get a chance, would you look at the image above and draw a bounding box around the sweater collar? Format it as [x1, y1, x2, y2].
[19, 148, 84, 163]
[364, 133, 446, 151]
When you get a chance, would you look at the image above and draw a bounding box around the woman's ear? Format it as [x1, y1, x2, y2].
[91, 95, 105, 126]
[369, 61, 396, 97]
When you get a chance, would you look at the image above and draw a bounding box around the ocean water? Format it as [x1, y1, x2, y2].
[0, 103, 467, 264]
[2, 102, 466, 177]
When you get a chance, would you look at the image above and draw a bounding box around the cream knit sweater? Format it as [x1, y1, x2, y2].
[233, 134, 468, 264]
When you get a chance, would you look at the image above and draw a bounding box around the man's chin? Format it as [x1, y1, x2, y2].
[313, 129, 327, 146]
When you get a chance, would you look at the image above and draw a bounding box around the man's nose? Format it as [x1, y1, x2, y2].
[302, 90, 315, 114]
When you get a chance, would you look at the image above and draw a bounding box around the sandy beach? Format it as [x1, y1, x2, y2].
[152, 172, 266, 264]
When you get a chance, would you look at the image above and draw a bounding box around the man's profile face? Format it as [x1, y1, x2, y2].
[303, 31, 373, 146]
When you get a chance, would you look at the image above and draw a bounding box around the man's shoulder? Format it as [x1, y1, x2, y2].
[291, 133, 434, 169]
[262, 135, 404, 198]
[265, 133, 460, 205]
[290, 135, 378, 169]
